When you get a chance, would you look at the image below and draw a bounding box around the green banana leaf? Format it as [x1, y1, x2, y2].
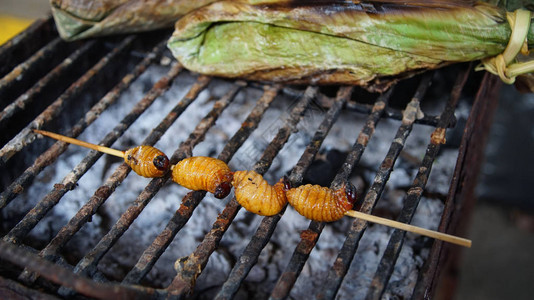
[50, 0, 218, 41]
[167, 0, 534, 91]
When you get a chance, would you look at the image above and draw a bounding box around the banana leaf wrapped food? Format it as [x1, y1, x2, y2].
[50, 0, 218, 40]
[167, 0, 534, 91]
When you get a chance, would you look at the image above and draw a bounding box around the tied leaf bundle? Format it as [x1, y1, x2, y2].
[167, 0, 534, 91]
[50, 0, 218, 41]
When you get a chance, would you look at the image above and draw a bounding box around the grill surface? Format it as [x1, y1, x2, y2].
[0, 18, 500, 299]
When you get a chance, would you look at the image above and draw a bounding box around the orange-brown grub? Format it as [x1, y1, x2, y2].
[124, 146, 170, 178]
[232, 170, 288, 216]
[171, 156, 233, 199]
[286, 183, 356, 222]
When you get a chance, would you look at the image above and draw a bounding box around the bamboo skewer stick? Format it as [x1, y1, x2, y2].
[345, 210, 471, 248]
[33, 129, 125, 158]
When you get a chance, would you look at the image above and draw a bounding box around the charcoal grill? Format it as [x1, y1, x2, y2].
[0, 17, 500, 299]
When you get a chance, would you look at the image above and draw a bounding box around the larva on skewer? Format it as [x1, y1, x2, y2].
[33, 129, 170, 178]
[232, 170, 289, 216]
[123, 145, 170, 178]
[32, 130, 472, 247]
[171, 156, 233, 199]
[286, 182, 356, 222]
[286, 183, 472, 247]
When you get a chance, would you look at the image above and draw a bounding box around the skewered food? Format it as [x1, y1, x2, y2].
[50, 0, 218, 40]
[123, 145, 170, 178]
[232, 170, 289, 216]
[33, 129, 473, 247]
[167, 0, 534, 91]
[286, 183, 357, 222]
[171, 156, 233, 199]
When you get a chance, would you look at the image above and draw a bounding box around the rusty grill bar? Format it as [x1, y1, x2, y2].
[270, 74, 433, 300]
[167, 86, 317, 297]
[0, 18, 499, 299]
[215, 86, 353, 300]
[364, 65, 470, 300]
[122, 84, 280, 286]
[0, 38, 167, 210]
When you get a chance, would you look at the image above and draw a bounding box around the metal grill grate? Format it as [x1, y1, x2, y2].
[0, 18, 500, 299]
